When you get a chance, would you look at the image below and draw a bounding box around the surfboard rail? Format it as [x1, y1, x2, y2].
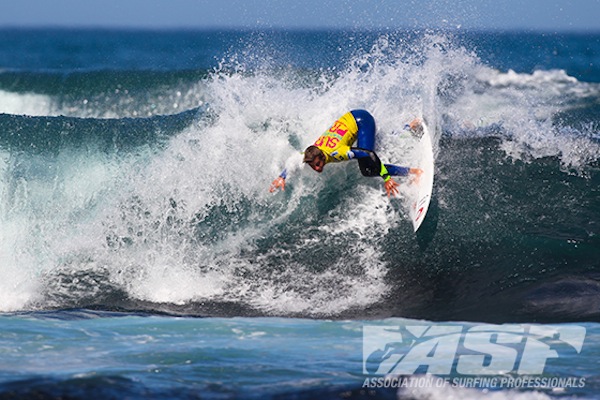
[411, 121, 434, 232]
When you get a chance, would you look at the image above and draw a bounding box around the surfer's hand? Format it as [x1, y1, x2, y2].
[409, 168, 423, 184]
[384, 178, 400, 197]
[270, 176, 286, 192]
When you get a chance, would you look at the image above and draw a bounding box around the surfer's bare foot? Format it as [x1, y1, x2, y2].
[408, 118, 423, 137]
[409, 118, 421, 131]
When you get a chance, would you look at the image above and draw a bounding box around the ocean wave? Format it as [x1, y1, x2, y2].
[485, 68, 579, 88]
[0, 89, 53, 116]
[0, 32, 598, 322]
[0, 69, 210, 118]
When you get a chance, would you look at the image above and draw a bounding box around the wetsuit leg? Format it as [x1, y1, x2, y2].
[351, 110, 380, 176]
[351, 109, 376, 150]
[351, 110, 411, 177]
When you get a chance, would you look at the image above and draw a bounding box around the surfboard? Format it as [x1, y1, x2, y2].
[410, 121, 434, 232]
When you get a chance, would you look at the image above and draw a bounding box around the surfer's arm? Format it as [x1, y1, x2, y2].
[349, 148, 399, 197]
[350, 148, 393, 181]
[270, 169, 287, 192]
[350, 148, 420, 178]
[269, 152, 303, 192]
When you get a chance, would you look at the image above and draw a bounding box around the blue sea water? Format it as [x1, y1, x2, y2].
[0, 28, 599, 399]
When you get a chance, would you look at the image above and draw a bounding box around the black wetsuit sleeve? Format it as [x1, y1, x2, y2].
[351, 147, 390, 179]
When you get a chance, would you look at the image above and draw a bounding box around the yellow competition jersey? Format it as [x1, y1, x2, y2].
[313, 112, 359, 163]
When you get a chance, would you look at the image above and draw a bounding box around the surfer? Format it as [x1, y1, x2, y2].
[270, 110, 422, 197]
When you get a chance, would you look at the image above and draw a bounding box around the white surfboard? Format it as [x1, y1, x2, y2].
[410, 121, 434, 232]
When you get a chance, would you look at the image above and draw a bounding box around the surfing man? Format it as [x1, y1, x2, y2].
[270, 109, 422, 197]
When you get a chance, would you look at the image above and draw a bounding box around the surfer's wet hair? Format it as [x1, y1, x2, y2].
[303, 146, 324, 163]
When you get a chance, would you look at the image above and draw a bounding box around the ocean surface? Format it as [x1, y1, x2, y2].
[0, 28, 599, 399]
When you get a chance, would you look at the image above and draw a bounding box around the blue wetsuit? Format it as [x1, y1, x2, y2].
[349, 109, 410, 179]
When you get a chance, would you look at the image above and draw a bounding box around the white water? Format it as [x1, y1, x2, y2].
[0, 90, 53, 116]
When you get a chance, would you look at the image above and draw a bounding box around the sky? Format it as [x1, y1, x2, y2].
[0, 0, 599, 32]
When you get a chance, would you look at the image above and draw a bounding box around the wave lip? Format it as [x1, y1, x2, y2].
[0, 69, 210, 118]
[0, 89, 53, 116]
[485, 68, 579, 88]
